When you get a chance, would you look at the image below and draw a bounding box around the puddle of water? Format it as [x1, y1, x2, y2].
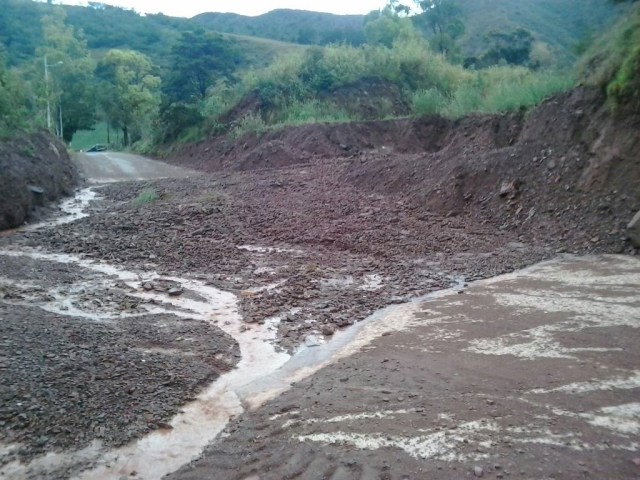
[237, 244, 303, 254]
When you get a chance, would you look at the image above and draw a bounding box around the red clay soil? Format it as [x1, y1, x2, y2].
[167, 87, 639, 250]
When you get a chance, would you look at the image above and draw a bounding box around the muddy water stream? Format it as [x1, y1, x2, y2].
[0, 188, 465, 479]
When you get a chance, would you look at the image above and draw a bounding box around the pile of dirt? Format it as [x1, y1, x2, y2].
[167, 87, 639, 251]
[0, 131, 78, 230]
[168, 116, 452, 172]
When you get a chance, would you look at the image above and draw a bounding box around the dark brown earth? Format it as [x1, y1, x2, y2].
[0, 254, 239, 467]
[168, 255, 640, 480]
[0, 87, 638, 477]
[0, 131, 77, 230]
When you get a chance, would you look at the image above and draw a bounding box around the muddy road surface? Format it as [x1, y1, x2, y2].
[0, 148, 638, 479]
[74, 151, 196, 184]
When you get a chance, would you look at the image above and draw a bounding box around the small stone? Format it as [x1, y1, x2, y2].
[321, 325, 336, 336]
[474, 466, 484, 477]
[499, 180, 519, 197]
[168, 288, 183, 297]
[304, 335, 321, 347]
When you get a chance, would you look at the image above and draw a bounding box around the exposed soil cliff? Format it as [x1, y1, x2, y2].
[0, 131, 78, 230]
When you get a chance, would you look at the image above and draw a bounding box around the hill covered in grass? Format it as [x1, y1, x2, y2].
[0, 0, 301, 68]
[456, 0, 629, 62]
[193, 9, 366, 46]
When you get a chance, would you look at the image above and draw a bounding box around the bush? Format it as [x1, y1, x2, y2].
[412, 88, 449, 116]
[231, 113, 268, 139]
[579, 3, 640, 110]
[133, 187, 159, 206]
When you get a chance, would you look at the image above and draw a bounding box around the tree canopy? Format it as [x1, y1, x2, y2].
[96, 49, 160, 146]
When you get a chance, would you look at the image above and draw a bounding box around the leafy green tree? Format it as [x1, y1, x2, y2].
[412, 0, 465, 59]
[163, 30, 240, 104]
[365, 11, 407, 47]
[472, 28, 536, 68]
[0, 49, 29, 137]
[96, 49, 160, 146]
[36, 9, 96, 142]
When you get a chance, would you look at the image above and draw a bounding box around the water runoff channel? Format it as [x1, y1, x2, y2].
[0, 187, 466, 479]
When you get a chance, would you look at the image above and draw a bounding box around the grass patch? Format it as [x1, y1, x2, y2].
[70, 122, 113, 151]
[132, 187, 159, 206]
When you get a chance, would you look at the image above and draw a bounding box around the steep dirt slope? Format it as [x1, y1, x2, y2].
[0, 131, 77, 230]
[167, 87, 639, 252]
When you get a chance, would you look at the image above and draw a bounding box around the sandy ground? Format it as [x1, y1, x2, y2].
[170, 255, 640, 480]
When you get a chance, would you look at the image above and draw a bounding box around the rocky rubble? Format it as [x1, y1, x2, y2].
[0, 255, 239, 466]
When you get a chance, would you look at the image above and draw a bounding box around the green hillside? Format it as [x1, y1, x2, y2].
[193, 9, 366, 46]
[456, 0, 628, 62]
[0, 0, 299, 68]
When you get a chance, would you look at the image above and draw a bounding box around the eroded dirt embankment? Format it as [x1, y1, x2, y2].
[167, 87, 639, 252]
[0, 131, 77, 230]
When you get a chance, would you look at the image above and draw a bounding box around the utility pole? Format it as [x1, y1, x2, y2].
[44, 55, 64, 136]
[44, 55, 51, 131]
[59, 94, 63, 140]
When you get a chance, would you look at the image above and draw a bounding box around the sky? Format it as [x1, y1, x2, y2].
[53, 0, 390, 17]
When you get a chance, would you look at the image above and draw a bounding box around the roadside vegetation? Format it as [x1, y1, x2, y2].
[132, 187, 160, 206]
[0, 0, 637, 146]
[579, 3, 640, 111]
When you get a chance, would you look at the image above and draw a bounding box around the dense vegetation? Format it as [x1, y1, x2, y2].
[192, 0, 625, 65]
[0, 0, 637, 147]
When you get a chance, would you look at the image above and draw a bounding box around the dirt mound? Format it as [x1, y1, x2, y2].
[168, 87, 639, 251]
[0, 131, 78, 230]
[221, 78, 410, 128]
[168, 116, 453, 172]
[345, 88, 640, 248]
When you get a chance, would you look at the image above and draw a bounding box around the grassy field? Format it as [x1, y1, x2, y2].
[69, 122, 118, 151]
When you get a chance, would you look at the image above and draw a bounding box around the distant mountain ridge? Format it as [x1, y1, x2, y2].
[193, 1, 625, 61]
[193, 9, 366, 46]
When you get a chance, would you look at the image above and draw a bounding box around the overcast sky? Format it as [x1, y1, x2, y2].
[53, 1, 389, 17]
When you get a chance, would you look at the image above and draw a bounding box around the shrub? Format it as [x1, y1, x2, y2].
[133, 187, 159, 206]
[231, 113, 268, 139]
[412, 88, 449, 116]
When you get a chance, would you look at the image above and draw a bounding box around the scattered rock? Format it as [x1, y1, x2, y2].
[499, 180, 519, 198]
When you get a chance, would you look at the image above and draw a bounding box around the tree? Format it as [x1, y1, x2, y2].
[163, 30, 241, 104]
[363, 3, 418, 48]
[96, 49, 160, 146]
[411, 0, 465, 59]
[37, 9, 96, 142]
[0, 49, 29, 137]
[470, 28, 535, 69]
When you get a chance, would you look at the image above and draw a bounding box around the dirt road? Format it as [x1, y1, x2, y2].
[0, 140, 638, 480]
[171, 254, 640, 480]
[74, 151, 196, 183]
